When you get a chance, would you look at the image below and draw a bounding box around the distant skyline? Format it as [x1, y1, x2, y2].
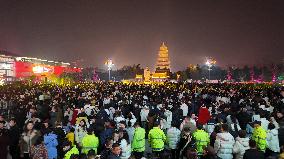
[0, 0, 283, 71]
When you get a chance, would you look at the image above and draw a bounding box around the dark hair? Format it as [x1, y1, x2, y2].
[214, 125, 221, 133]
[34, 136, 43, 146]
[23, 121, 34, 133]
[9, 118, 17, 123]
[133, 122, 140, 127]
[112, 143, 120, 149]
[87, 128, 93, 134]
[221, 124, 229, 132]
[268, 123, 275, 130]
[70, 127, 75, 132]
[62, 140, 72, 147]
[238, 130, 247, 138]
[197, 124, 203, 130]
[87, 149, 96, 157]
[153, 121, 160, 127]
[249, 139, 257, 148]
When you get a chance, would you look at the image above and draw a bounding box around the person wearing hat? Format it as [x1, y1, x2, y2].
[62, 140, 79, 159]
[252, 120, 267, 152]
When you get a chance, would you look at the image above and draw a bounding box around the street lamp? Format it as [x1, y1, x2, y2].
[105, 59, 114, 81]
[205, 58, 216, 81]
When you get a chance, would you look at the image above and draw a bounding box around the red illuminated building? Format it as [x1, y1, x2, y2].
[0, 50, 81, 82]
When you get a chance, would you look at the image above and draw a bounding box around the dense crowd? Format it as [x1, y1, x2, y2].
[0, 82, 284, 159]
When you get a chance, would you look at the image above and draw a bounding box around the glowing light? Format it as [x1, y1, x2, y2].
[32, 65, 52, 74]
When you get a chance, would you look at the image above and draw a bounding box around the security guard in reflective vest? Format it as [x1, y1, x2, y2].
[148, 121, 166, 157]
[193, 124, 210, 155]
[81, 128, 99, 154]
[252, 121, 267, 152]
[132, 122, 146, 159]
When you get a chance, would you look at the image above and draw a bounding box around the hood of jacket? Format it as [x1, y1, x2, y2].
[236, 137, 249, 147]
[268, 129, 278, 135]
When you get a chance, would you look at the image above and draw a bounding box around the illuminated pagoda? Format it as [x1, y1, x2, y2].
[152, 42, 171, 80]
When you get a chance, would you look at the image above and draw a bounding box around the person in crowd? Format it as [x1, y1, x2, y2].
[53, 121, 66, 158]
[8, 118, 21, 159]
[229, 116, 241, 138]
[66, 127, 75, 146]
[266, 122, 280, 157]
[198, 104, 211, 125]
[252, 120, 267, 152]
[166, 121, 181, 159]
[107, 143, 121, 159]
[140, 106, 149, 129]
[193, 124, 210, 156]
[178, 127, 195, 158]
[233, 130, 250, 159]
[148, 121, 166, 157]
[132, 122, 146, 159]
[200, 146, 218, 159]
[75, 119, 88, 147]
[100, 120, 115, 148]
[243, 140, 265, 159]
[100, 138, 113, 159]
[81, 128, 99, 155]
[63, 140, 80, 159]
[276, 110, 284, 147]
[20, 121, 40, 159]
[44, 129, 58, 159]
[205, 115, 216, 135]
[214, 124, 235, 159]
[210, 125, 221, 147]
[0, 120, 9, 159]
[50, 106, 58, 128]
[118, 129, 131, 159]
[30, 136, 48, 159]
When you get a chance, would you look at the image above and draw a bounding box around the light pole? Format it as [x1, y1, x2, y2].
[205, 58, 216, 81]
[105, 59, 114, 81]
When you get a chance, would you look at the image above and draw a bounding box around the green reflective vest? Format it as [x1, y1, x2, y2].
[132, 127, 146, 152]
[252, 126, 267, 151]
[148, 127, 166, 151]
[193, 129, 210, 154]
[81, 134, 99, 154]
[64, 146, 79, 159]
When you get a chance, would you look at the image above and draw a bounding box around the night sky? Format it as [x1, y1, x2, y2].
[0, 0, 283, 71]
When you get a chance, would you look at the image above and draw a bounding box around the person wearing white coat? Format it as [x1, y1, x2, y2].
[266, 123, 280, 157]
[233, 130, 250, 159]
[167, 123, 181, 159]
[214, 124, 235, 159]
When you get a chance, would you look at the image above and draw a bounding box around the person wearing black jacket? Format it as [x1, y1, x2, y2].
[243, 140, 265, 159]
[0, 120, 9, 159]
[8, 118, 20, 159]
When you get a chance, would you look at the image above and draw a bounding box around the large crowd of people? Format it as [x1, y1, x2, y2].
[0, 82, 284, 159]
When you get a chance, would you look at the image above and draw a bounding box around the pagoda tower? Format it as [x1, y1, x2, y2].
[152, 42, 171, 80]
[155, 42, 170, 73]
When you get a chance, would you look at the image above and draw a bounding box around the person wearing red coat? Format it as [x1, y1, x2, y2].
[197, 105, 211, 125]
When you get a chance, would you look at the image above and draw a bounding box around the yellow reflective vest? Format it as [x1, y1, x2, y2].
[148, 127, 166, 151]
[193, 129, 210, 154]
[64, 146, 79, 159]
[81, 134, 99, 154]
[252, 126, 267, 151]
[132, 127, 146, 152]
